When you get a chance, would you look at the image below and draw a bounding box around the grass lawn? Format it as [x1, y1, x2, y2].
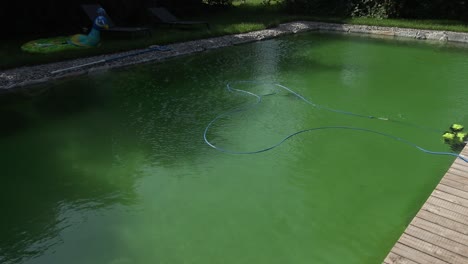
[2, 0, 468, 70]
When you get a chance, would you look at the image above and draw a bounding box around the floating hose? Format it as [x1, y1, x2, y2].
[203, 81, 468, 163]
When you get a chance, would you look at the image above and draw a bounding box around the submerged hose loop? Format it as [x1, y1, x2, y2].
[204, 81, 468, 163]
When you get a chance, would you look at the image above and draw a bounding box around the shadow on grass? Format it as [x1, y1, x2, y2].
[0, 4, 293, 71]
[3, 3, 468, 72]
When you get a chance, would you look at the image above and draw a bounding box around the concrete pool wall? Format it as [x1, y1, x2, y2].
[2, 21, 468, 92]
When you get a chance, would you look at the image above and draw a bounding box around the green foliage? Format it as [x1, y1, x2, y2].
[261, 0, 281, 5]
[351, 0, 397, 19]
[203, 0, 234, 5]
[7, 0, 468, 37]
[283, 0, 468, 20]
[397, 0, 468, 20]
[4, 0, 468, 70]
[283, 0, 351, 16]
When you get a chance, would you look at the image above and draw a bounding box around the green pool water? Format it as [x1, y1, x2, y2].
[2, 32, 468, 264]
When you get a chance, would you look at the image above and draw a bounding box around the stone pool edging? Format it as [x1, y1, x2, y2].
[2, 21, 468, 92]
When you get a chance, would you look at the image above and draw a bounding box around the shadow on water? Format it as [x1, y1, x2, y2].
[0, 33, 347, 263]
[0, 80, 143, 263]
[0, 58, 257, 262]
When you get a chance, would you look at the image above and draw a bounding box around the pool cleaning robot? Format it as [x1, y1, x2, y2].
[443, 123, 467, 151]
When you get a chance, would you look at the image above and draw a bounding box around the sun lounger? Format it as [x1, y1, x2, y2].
[82, 4, 151, 37]
[148, 7, 210, 29]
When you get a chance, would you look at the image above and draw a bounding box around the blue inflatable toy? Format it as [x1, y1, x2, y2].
[21, 8, 109, 53]
[69, 8, 109, 47]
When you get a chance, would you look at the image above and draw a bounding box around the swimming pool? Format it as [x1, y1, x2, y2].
[1, 32, 468, 264]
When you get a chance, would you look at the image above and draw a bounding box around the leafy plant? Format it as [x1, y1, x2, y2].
[351, 0, 397, 19]
[203, 0, 234, 5]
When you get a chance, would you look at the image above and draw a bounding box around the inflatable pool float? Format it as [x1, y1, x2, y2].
[21, 36, 79, 54]
[21, 8, 109, 54]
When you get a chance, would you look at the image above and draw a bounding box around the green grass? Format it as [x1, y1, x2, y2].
[344, 17, 468, 32]
[0, 3, 292, 70]
[2, 1, 468, 70]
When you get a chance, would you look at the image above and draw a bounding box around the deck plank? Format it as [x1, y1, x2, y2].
[447, 168, 468, 180]
[390, 242, 447, 264]
[383, 146, 468, 263]
[405, 225, 468, 256]
[398, 234, 467, 264]
[384, 252, 420, 264]
[431, 190, 468, 209]
[411, 217, 468, 246]
[444, 173, 468, 186]
[422, 203, 468, 226]
[451, 162, 468, 172]
[416, 210, 468, 236]
[436, 184, 468, 201]
[426, 196, 468, 216]
[440, 178, 468, 193]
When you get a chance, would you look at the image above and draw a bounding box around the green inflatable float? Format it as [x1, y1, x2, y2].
[21, 8, 109, 54]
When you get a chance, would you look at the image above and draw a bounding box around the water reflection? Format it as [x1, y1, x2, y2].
[0, 45, 282, 262]
[0, 80, 141, 263]
[2, 32, 462, 264]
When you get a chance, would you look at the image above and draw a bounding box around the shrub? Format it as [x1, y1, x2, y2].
[283, 0, 351, 16]
[351, 0, 397, 19]
[203, 0, 234, 5]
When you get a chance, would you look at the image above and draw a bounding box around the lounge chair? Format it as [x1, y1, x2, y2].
[148, 7, 210, 29]
[81, 4, 151, 37]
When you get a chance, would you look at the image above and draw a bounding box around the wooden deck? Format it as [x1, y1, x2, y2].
[383, 147, 468, 264]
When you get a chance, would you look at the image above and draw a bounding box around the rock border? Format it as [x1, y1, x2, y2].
[2, 21, 468, 92]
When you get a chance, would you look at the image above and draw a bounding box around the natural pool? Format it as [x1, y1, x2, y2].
[1, 32, 468, 264]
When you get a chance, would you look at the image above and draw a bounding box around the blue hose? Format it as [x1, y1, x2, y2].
[203, 81, 468, 163]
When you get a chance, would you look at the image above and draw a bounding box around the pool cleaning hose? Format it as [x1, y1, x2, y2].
[203, 81, 468, 163]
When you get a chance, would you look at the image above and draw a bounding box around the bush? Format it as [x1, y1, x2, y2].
[397, 0, 468, 20]
[283, 0, 468, 20]
[283, 0, 351, 16]
[351, 0, 397, 19]
[203, 0, 233, 6]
